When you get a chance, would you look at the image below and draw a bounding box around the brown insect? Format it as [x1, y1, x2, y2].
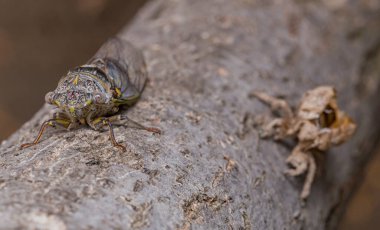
[252, 86, 356, 199]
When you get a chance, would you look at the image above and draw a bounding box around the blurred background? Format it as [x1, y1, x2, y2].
[0, 0, 378, 229]
[0, 0, 146, 139]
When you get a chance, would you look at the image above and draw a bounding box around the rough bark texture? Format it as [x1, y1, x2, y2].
[1, 0, 380, 229]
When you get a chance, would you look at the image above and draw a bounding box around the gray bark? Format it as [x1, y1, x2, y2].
[1, 0, 380, 229]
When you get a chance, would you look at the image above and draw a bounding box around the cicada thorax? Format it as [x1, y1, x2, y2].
[45, 67, 117, 121]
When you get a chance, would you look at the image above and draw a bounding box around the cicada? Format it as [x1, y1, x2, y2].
[252, 86, 356, 199]
[21, 37, 160, 151]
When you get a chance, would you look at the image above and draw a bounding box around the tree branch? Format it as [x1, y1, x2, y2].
[1, 0, 380, 229]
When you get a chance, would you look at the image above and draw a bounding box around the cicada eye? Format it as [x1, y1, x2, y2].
[45, 92, 56, 104]
[318, 105, 336, 128]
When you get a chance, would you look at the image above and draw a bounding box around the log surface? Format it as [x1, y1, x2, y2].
[1, 0, 380, 229]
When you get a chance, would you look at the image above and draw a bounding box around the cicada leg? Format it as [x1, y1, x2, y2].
[87, 114, 161, 152]
[251, 91, 294, 118]
[20, 116, 71, 149]
[285, 144, 317, 200]
[87, 116, 126, 152]
[111, 114, 161, 134]
[300, 154, 316, 200]
[105, 119, 126, 152]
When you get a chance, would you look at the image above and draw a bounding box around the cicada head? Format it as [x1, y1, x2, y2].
[297, 86, 356, 132]
[297, 86, 338, 126]
[45, 73, 112, 120]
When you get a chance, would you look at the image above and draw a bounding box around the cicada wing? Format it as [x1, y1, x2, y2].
[88, 37, 148, 99]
